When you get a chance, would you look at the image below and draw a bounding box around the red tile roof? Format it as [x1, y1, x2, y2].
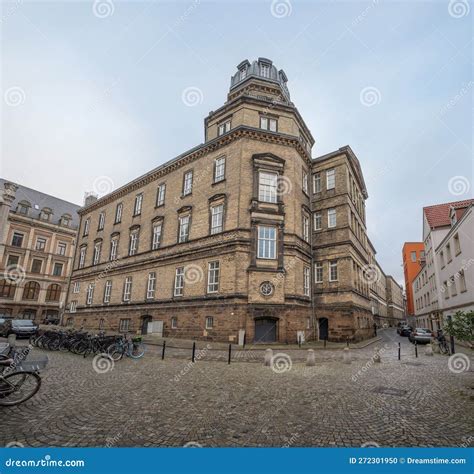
[423, 199, 474, 229]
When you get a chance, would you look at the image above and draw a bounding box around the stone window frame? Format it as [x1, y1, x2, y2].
[97, 211, 105, 231]
[78, 245, 87, 269]
[128, 225, 140, 256]
[327, 208, 337, 229]
[103, 280, 112, 303]
[208, 194, 227, 236]
[313, 212, 322, 231]
[151, 216, 164, 250]
[57, 241, 67, 256]
[6, 253, 20, 268]
[213, 156, 226, 184]
[156, 183, 166, 207]
[302, 206, 310, 242]
[182, 170, 194, 197]
[35, 236, 47, 251]
[174, 267, 185, 297]
[16, 200, 31, 216]
[72, 281, 80, 294]
[60, 213, 71, 227]
[30, 258, 43, 274]
[259, 113, 278, 133]
[93, 239, 103, 266]
[177, 206, 192, 243]
[122, 276, 133, 302]
[251, 153, 286, 205]
[83, 218, 90, 237]
[329, 260, 338, 282]
[326, 168, 336, 191]
[0, 279, 16, 299]
[52, 262, 63, 277]
[146, 272, 156, 300]
[114, 202, 123, 224]
[171, 316, 178, 329]
[86, 283, 95, 305]
[45, 283, 62, 302]
[207, 261, 220, 294]
[40, 207, 53, 222]
[314, 262, 323, 283]
[109, 232, 120, 261]
[11, 231, 25, 248]
[302, 167, 309, 195]
[303, 266, 311, 297]
[217, 116, 232, 137]
[205, 316, 214, 329]
[119, 318, 131, 333]
[68, 303, 76, 314]
[133, 193, 144, 217]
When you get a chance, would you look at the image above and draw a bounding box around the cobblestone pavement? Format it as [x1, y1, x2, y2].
[0, 330, 472, 448]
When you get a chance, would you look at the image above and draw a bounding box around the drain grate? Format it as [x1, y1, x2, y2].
[372, 386, 408, 397]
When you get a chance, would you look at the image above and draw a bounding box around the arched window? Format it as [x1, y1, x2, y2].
[23, 281, 40, 300]
[0, 279, 16, 299]
[45, 284, 61, 302]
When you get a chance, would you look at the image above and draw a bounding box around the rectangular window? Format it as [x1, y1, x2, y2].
[86, 283, 94, 305]
[260, 64, 270, 78]
[7, 254, 19, 267]
[79, 247, 86, 269]
[304, 266, 310, 296]
[446, 243, 452, 262]
[454, 234, 461, 255]
[171, 317, 177, 329]
[73, 281, 80, 294]
[53, 263, 63, 276]
[329, 260, 338, 282]
[257, 225, 276, 259]
[313, 212, 322, 230]
[183, 171, 193, 196]
[57, 242, 67, 256]
[83, 218, 90, 237]
[205, 316, 214, 329]
[110, 238, 118, 261]
[450, 276, 457, 297]
[260, 116, 277, 132]
[104, 280, 112, 303]
[440, 251, 445, 268]
[134, 193, 143, 216]
[93, 242, 101, 265]
[443, 281, 449, 299]
[214, 157, 226, 183]
[156, 184, 166, 207]
[411, 251, 417, 263]
[69, 301, 77, 313]
[302, 171, 308, 194]
[129, 231, 139, 256]
[35, 237, 46, 251]
[119, 319, 131, 333]
[211, 204, 224, 235]
[98, 212, 105, 231]
[313, 174, 321, 193]
[258, 171, 278, 203]
[115, 203, 123, 223]
[328, 208, 337, 228]
[152, 223, 162, 250]
[174, 267, 184, 297]
[302, 214, 309, 242]
[207, 261, 220, 293]
[11, 232, 24, 247]
[178, 215, 190, 243]
[123, 277, 132, 302]
[326, 169, 335, 190]
[218, 120, 231, 136]
[31, 259, 42, 274]
[315, 262, 323, 283]
[146, 272, 156, 299]
[459, 270, 467, 292]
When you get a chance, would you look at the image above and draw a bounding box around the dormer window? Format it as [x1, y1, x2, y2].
[240, 68, 247, 80]
[218, 119, 231, 136]
[260, 64, 270, 78]
[17, 201, 30, 215]
[60, 214, 71, 227]
[40, 208, 52, 221]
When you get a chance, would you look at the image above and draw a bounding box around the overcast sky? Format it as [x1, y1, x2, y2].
[1, 0, 472, 285]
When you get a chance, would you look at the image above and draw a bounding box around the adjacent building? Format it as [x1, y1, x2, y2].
[64, 58, 395, 343]
[402, 242, 425, 316]
[386, 276, 405, 325]
[412, 199, 474, 330]
[0, 179, 80, 322]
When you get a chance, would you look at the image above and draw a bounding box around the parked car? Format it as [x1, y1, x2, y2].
[0, 319, 38, 338]
[43, 315, 60, 325]
[397, 325, 412, 336]
[408, 328, 433, 344]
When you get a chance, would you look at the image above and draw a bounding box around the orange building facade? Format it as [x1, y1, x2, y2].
[402, 242, 425, 316]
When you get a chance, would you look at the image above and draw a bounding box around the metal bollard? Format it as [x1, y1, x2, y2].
[415, 341, 418, 358]
[192, 342, 196, 363]
[398, 342, 401, 361]
[228, 344, 232, 365]
[298, 335, 302, 348]
[161, 340, 166, 360]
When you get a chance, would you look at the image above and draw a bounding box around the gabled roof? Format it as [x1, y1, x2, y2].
[0, 178, 81, 228]
[423, 199, 474, 229]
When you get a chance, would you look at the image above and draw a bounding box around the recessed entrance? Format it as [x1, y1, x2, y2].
[254, 318, 277, 343]
[318, 318, 329, 340]
[141, 315, 153, 335]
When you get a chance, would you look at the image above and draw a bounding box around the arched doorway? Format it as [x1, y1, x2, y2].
[254, 318, 277, 343]
[318, 318, 329, 340]
[141, 315, 153, 335]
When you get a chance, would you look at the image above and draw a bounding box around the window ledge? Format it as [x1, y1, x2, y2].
[212, 179, 226, 186]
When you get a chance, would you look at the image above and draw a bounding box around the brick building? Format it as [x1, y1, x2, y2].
[65, 58, 391, 343]
[0, 179, 80, 322]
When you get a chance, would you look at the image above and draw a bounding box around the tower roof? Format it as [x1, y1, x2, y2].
[230, 58, 291, 101]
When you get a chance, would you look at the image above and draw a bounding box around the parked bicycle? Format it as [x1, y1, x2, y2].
[0, 343, 47, 407]
[436, 330, 450, 355]
[107, 335, 146, 361]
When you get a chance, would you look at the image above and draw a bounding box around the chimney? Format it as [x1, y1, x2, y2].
[84, 191, 98, 208]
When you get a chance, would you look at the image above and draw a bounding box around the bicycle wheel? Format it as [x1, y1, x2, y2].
[129, 343, 146, 359]
[107, 343, 124, 361]
[0, 372, 41, 406]
[440, 343, 449, 355]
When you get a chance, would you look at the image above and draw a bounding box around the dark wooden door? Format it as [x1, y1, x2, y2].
[254, 319, 277, 342]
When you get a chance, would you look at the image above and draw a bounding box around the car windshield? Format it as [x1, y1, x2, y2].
[415, 328, 428, 333]
[13, 320, 35, 327]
